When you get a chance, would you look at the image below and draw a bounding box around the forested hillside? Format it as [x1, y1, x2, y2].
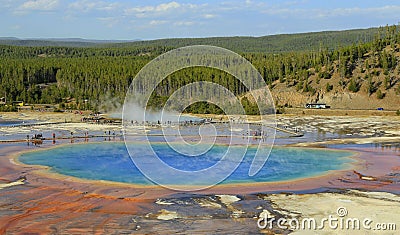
[109, 27, 381, 53]
[1, 27, 380, 52]
[0, 37, 135, 48]
[0, 25, 399, 113]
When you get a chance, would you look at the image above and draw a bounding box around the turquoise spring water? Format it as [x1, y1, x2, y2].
[19, 142, 354, 185]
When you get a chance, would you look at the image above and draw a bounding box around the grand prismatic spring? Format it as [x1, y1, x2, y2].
[18, 142, 354, 186]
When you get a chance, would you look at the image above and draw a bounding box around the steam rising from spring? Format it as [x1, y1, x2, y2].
[122, 45, 277, 191]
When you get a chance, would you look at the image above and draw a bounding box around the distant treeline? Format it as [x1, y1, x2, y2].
[108, 27, 381, 53]
[0, 27, 383, 53]
[0, 25, 399, 113]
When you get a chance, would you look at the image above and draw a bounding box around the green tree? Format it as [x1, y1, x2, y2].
[366, 77, 376, 96]
[384, 76, 392, 90]
[326, 83, 333, 92]
[348, 79, 360, 92]
[376, 89, 385, 99]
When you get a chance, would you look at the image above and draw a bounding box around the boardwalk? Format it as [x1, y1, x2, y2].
[0, 119, 304, 144]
